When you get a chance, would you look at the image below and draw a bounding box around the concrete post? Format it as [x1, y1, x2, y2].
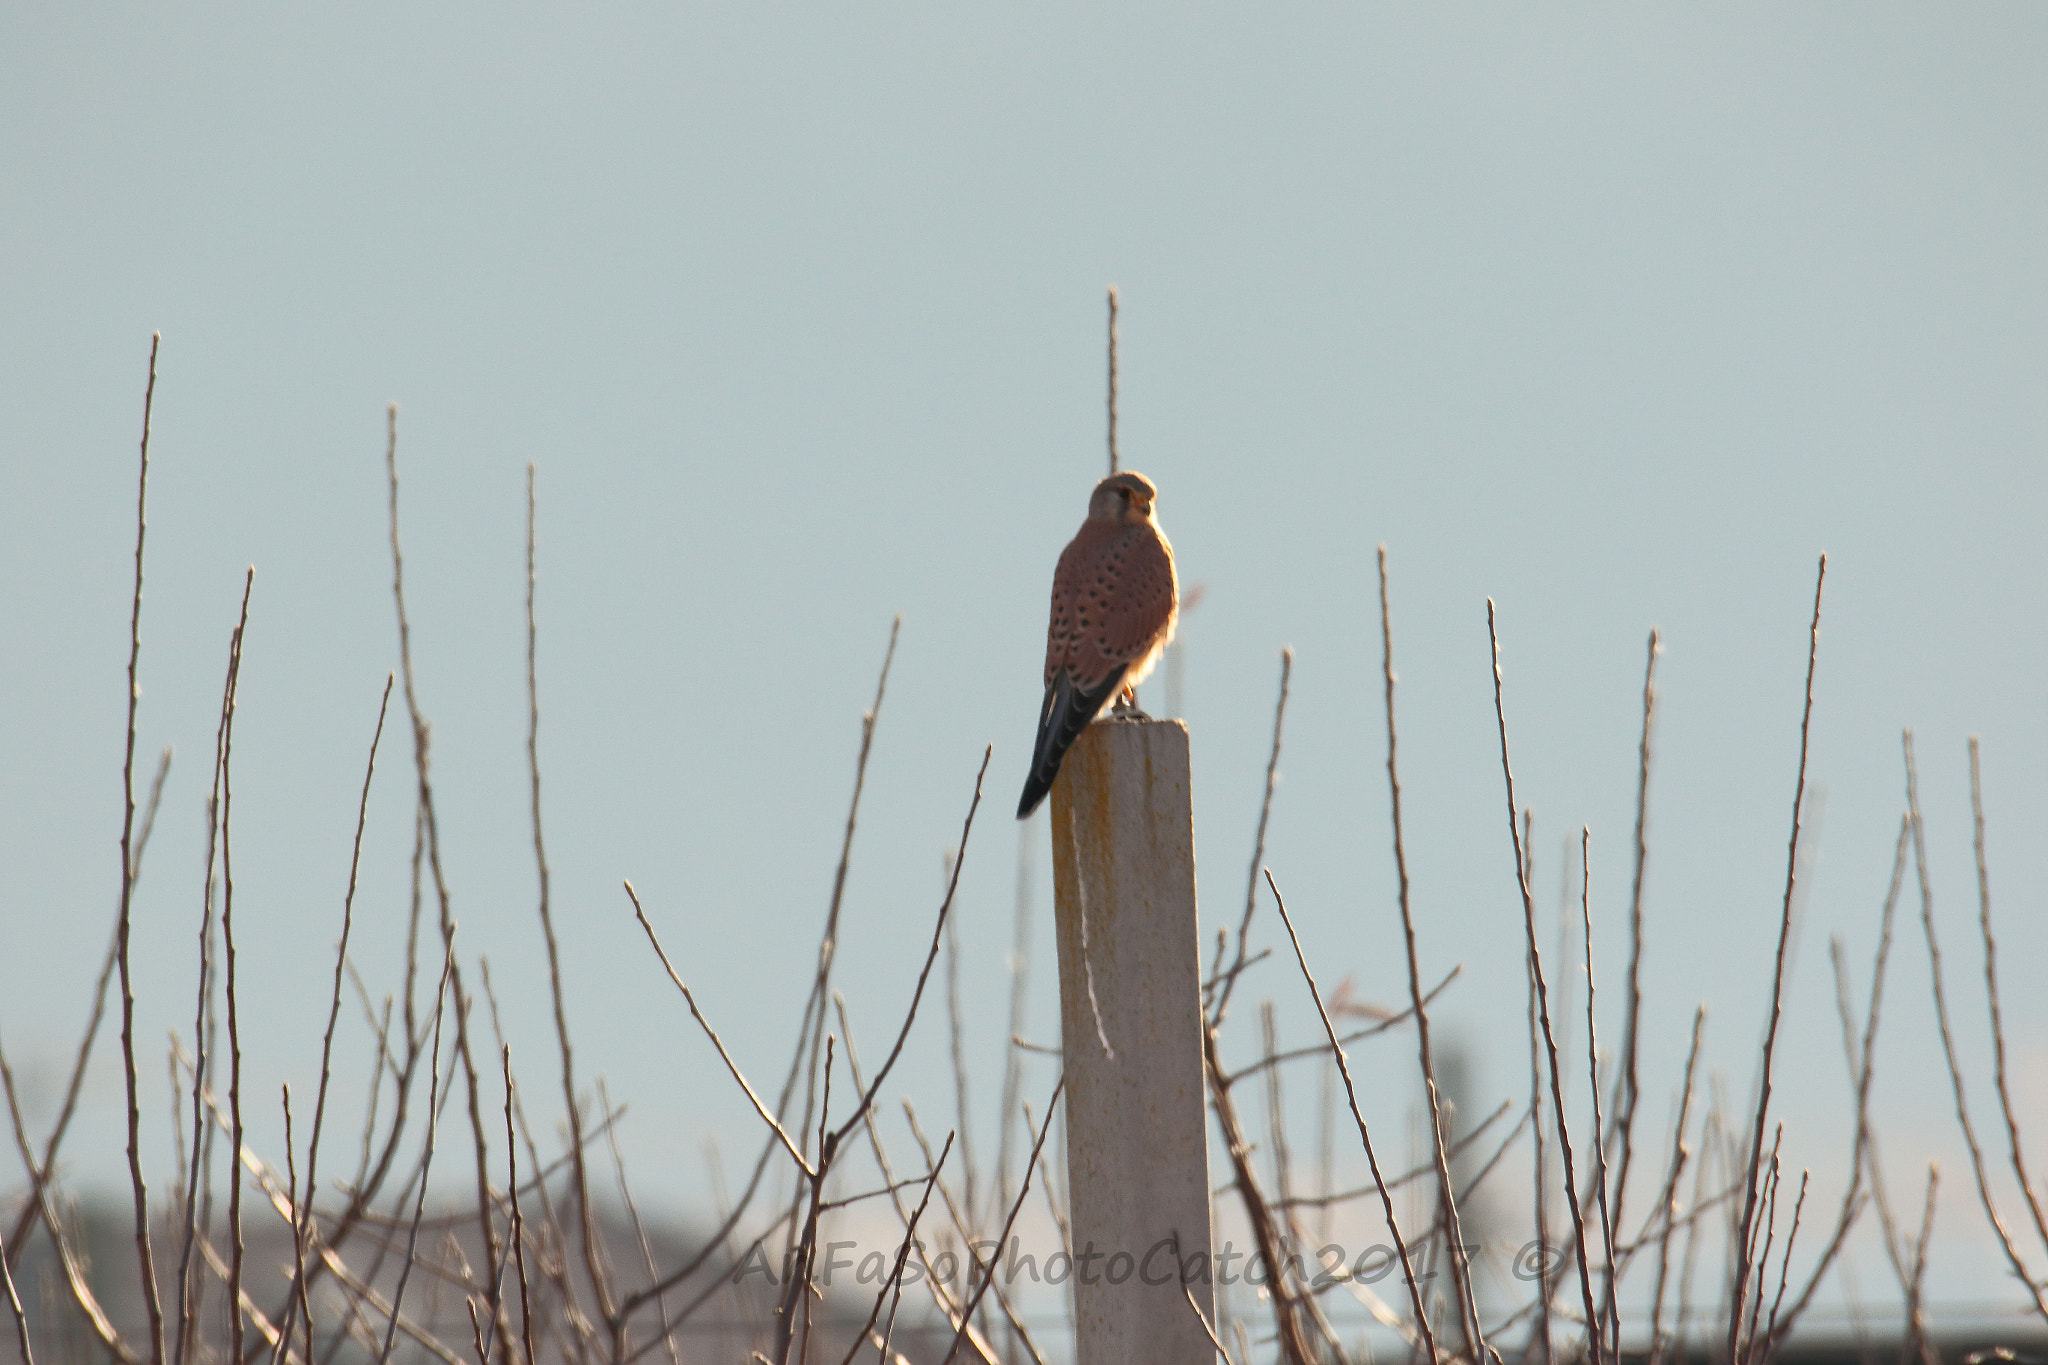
[1049, 716, 1217, 1363]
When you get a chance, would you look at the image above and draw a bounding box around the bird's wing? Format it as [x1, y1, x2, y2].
[1043, 520, 1111, 686]
[1016, 664, 1129, 819]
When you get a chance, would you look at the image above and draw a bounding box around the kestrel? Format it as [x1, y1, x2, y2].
[1017, 471, 1179, 819]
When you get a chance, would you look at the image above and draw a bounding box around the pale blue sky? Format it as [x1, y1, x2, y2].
[4, 4, 2045, 1337]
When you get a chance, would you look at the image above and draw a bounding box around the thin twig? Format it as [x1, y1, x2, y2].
[895, 1102, 1047, 1365]
[1263, 1003, 1291, 1206]
[1903, 1165, 1941, 1365]
[1201, 948, 1275, 1004]
[383, 404, 505, 1358]
[0, 1053, 141, 1363]
[942, 853, 978, 1233]
[1763, 1170, 1811, 1348]
[4, 744, 170, 1275]
[1489, 599, 1602, 1365]
[117, 331, 169, 1365]
[1744, 1137, 1784, 1359]
[275, 1087, 308, 1365]
[504, 1050, 535, 1365]
[774, 1038, 835, 1365]
[838, 1133, 953, 1365]
[614, 622, 901, 1329]
[942, 1077, 1064, 1365]
[1672, 1100, 1720, 1364]
[1968, 739, 2048, 1255]
[1184, 1282, 1236, 1365]
[1202, 1032, 1318, 1365]
[1105, 285, 1120, 476]
[378, 955, 455, 1365]
[820, 1176, 959, 1213]
[1525, 815, 1553, 1365]
[1271, 1099, 1514, 1212]
[596, 1076, 678, 1365]
[832, 747, 992, 1150]
[524, 464, 616, 1346]
[625, 884, 814, 1175]
[830, 1007, 999, 1365]
[1579, 830, 1618, 1362]
[1647, 1007, 1707, 1363]
[994, 823, 1034, 1235]
[1729, 554, 1825, 1364]
[1605, 630, 1658, 1304]
[1454, 1104, 1535, 1205]
[313, 1240, 465, 1365]
[1605, 634, 1654, 1350]
[617, 1212, 805, 1363]
[1214, 648, 1291, 1029]
[1265, 869, 1437, 1364]
[779, 749, 993, 1359]
[194, 1238, 306, 1365]
[784, 618, 905, 1283]
[1221, 966, 1461, 1086]
[1905, 732, 2048, 1320]
[1767, 814, 1912, 1342]
[0, 1228, 31, 1365]
[1023, 1098, 1071, 1255]
[177, 586, 246, 1365]
[178, 777, 222, 1365]
[221, 569, 254, 1362]
[288, 675, 395, 1365]
[1378, 549, 1484, 1359]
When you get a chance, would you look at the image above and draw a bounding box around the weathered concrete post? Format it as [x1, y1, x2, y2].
[1049, 715, 1217, 1363]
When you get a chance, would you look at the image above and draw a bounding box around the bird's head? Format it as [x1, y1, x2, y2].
[1088, 471, 1159, 525]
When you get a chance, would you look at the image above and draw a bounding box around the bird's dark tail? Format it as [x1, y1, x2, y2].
[1017, 666, 1128, 819]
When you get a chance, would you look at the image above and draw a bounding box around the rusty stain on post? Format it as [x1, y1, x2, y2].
[1049, 716, 1216, 1363]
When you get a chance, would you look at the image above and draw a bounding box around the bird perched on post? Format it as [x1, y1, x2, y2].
[1017, 471, 1179, 819]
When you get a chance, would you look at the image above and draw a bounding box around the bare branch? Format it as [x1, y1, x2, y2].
[625, 882, 814, 1176]
[1489, 598, 1602, 1365]
[1212, 648, 1291, 1029]
[1729, 554, 1825, 1364]
[116, 331, 169, 1365]
[836, 1133, 952, 1365]
[377, 953, 456, 1365]
[525, 464, 616, 1337]
[1605, 629, 1659, 1305]
[1221, 965, 1461, 1087]
[941, 1078, 1063, 1365]
[1968, 739, 2048, 1256]
[832, 747, 992, 1150]
[1379, 548, 1484, 1358]
[1266, 868, 1437, 1364]
[1105, 286, 1120, 476]
[220, 569, 255, 1361]
[1906, 732, 2048, 1320]
[0, 1227, 31, 1365]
